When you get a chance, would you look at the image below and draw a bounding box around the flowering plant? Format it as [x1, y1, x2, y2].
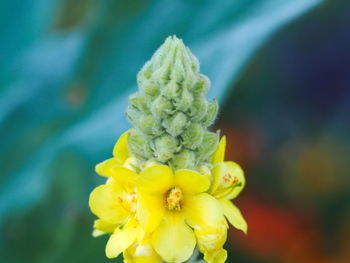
[89, 36, 247, 263]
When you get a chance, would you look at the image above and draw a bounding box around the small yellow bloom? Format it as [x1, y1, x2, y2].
[136, 165, 224, 262]
[90, 165, 161, 261]
[209, 136, 248, 234]
[90, 131, 162, 262]
[195, 219, 228, 263]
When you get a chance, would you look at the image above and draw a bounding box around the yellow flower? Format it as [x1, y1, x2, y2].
[136, 165, 224, 263]
[89, 165, 137, 254]
[90, 132, 160, 261]
[186, 136, 247, 263]
[195, 219, 228, 263]
[95, 130, 139, 176]
[209, 136, 248, 234]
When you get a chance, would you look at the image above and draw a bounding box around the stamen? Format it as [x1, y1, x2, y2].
[221, 173, 239, 188]
[166, 187, 183, 211]
[118, 190, 138, 213]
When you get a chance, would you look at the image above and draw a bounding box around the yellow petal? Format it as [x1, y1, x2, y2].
[93, 219, 118, 235]
[137, 165, 174, 195]
[137, 192, 165, 233]
[184, 193, 224, 229]
[113, 130, 130, 164]
[152, 218, 196, 263]
[89, 184, 129, 224]
[106, 226, 138, 258]
[211, 136, 226, 165]
[223, 161, 245, 200]
[110, 165, 137, 189]
[95, 157, 120, 176]
[203, 249, 227, 263]
[209, 162, 225, 194]
[92, 229, 106, 237]
[174, 169, 210, 194]
[220, 199, 247, 234]
[123, 238, 162, 263]
[195, 220, 227, 254]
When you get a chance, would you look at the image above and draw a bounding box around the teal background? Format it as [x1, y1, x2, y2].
[1, 0, 349, 262]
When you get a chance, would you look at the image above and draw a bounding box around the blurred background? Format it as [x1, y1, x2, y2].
[1, 0, 349, 262]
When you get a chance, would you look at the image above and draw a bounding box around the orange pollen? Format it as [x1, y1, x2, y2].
[223, 173, 232, 183]
[166, 187, 183, 211]
[232, 177, 239, 185]
[221, 173, 240, 187]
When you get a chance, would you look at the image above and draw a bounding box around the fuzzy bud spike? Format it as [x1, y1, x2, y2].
[127, 36, 219, 170]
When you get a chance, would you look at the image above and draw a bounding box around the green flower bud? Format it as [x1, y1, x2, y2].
[190, 74, 210, 95]
[162, 112, 188, 137]
[139, 115, 163, 136]
[151, 96, 173, 119]
[137, 62, 153, 81]
[202, 99, 218, 127]
[171, 149, 196, 170]
[181, 123, 204, 150]
[152, 65, 171, 85]
[140, 80, 159, 96]
[161, 80, 180, 99]
[197, 131, 219, 163]
[174, 88, 193, 112]
[151, 135, 180, 162]
[129, 93, 150, 113]
[152, 37, 176, 69]
[171, 59, 186, 83]
[188, 96, 208, 122]
[186, 47, 200, 72]
[126, 107, 141, 127]
[128, 130, 153, 161]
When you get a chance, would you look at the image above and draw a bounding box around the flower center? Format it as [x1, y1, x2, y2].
[166, 187, 183, 211]
[119, 190, 138, 213]
[221, 173, 238, 188]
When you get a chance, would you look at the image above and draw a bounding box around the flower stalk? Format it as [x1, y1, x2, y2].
[89, 36, 247, 263]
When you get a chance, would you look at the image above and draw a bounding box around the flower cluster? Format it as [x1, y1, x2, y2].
[89, 36, 247, 263]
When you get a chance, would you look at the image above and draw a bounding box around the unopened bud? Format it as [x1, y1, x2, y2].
[190, 74, 210, 95]
[162, 80, 180, 99]
[181, 123, 204, 149]
[163, 112, 188, 137]
[151, 96, 173, 119]
[174, 88, 193, 112]
[151, 135, 179, 162]
[197, 131, 219, 162]
[202, 99, 218, 127]
[140, 80, 159, 96]
[171, 149, 196, 170]
[129, 93, 150, 113]
[139, 115, 163, 136]
[137, 62, 153, 82]
[188, 97, 208, 122]
[126, 108, 141, 127]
